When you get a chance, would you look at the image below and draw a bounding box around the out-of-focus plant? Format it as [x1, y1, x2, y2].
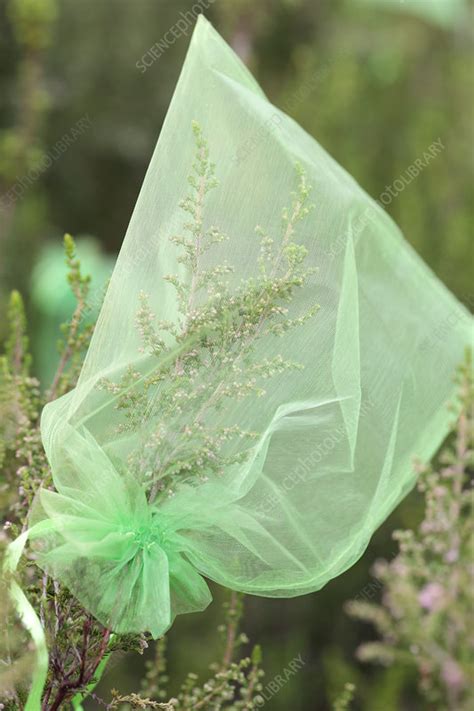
[346, 351, 473, 710]
[332, 682, 355, 711]
[0, 0, 56, 183]
[0, 0, 58, 340]
[272, 3, 473, 304]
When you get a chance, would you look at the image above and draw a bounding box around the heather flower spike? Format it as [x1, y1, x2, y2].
[7, 16, 471, 707]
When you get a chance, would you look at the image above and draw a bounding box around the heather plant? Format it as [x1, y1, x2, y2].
[346, 351, 473, 711]
[99, 121, 318, 503]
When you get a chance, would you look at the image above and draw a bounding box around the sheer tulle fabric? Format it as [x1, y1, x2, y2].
[31, 16, 471, 637]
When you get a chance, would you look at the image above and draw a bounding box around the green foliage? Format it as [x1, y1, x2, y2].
[1, 291, 44, 520]
[332, 682, 356, 711]
[108, 692, 175, 710]
[118, 590, 265, 710]
[46, 234, 94, 401]
[7, 0, 58, 50]
[0, 0, 57, 344]
[5, 291, 31, 376]
[0, 0, 56, 183]
[346, 351, 474, 711]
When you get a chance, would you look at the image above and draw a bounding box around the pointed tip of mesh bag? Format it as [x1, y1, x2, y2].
[195, 12, 213, 34]
[190, 13, 216, 52]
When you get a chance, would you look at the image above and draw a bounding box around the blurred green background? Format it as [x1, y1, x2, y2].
[0, 0, 472, 708]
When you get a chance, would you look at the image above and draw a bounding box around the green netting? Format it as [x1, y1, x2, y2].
[23, 16, 472, 640]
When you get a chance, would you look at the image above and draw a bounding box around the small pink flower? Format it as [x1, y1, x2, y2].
[418, 582, 445, 611]
[445, 548, 459, 563]
[441, 659, 464, 690]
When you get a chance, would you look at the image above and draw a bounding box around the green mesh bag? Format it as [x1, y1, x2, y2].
[6, 16, 472, 700]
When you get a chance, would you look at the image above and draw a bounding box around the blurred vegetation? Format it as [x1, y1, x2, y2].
[0, 0, 472, 709]
[347, 351, 473, 711]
